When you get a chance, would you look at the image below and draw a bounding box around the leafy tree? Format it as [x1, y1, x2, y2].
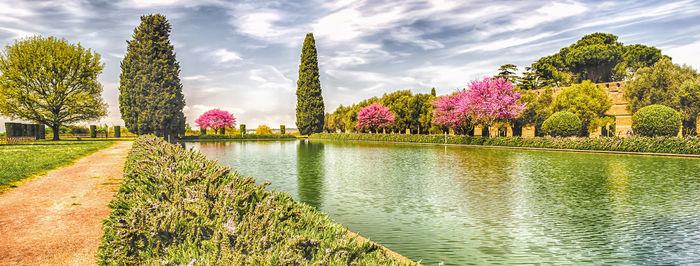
[119, 14, 185, 139]
[616, 44, 665, 79]
[195, 109, 236, 135]
[542, 111, 581, 137]
[296, 33, 325, 135]
[255, 124, 273, 135]
[430, 87, 436, 96]
[431, 90, 472, 134]
[553, 80, 612, 136]
[356, 103, 395, 133]
[0, 36, 107, 140]
[495, 64, 519, 83]
[625, 58, 699, 134]
[632, 104, 681, 137]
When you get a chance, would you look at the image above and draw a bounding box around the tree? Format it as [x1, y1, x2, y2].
[431, 90, 472, 134]
[461, 78, 526, 137]
[495, 64, 519, 83]
[0, 36, 107, 140]
[625, 58, 699, 134]
[296, 33, 324, 135]
[553, 80, 612, 136]
[515, 88, 554, 136]
[430, 87, 436, 96]
[119, 14, 185, 139]
[356, 103, 395, 133]
[195, 109, 236, 135]
[255, 124, 273, 135]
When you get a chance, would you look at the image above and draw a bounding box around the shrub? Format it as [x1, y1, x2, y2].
[632, 104, 681, 137]
[240, 124, 246, 135]
[197, 134, 296, 140]
[98, 136, 412, 265]
[280, 125, 286, 135]
[256, 124, 273, 135]
[541, 112, 581, 137]
[310, 133, 700, 155]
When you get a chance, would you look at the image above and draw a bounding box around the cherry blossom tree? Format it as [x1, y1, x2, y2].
[356, 103, 395, 133]
[431, 90, 472, 134]
[460, 78, 526, 136]
[195, 109, 236, 134]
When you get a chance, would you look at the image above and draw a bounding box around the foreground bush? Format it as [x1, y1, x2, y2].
[542, 111, 581, 137]
[197, 133, 296, 139]
[98, 136, 411, 265]
[310, 133, 700, 155]
[632, 104, 681, 137]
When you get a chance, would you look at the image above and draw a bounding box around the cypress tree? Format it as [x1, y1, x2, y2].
[296, 33, 325, 135]
[431, 87, 436, 96]
[119, 14, 186, 139]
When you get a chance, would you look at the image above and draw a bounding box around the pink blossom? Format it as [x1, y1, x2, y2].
[356, 103, 395, 132]
[195, 109, 236, 132]
[431, 77, 525, 134]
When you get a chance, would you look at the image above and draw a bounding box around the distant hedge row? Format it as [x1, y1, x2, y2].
[310, 133, 700, 155]
[197, 133, 297, 140]
[98, 136, 411, 265]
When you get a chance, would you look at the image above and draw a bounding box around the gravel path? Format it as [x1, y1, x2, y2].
[0, 141, 132, 265]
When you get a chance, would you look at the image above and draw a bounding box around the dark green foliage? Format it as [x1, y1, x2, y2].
[516, 89, 554, 136]
[97, 136, 412, 265]
[632, 105, 681, 137]
[625, 58, 699, 135]
[119, 14, 186, 138]
[240, 124, 246, 135]
[90, 125, 97, 138]
[430, 87, 436, 96]
[280, 125, 286, 135]
[553, 81, 612, 135]
[542, 112, 581, 137]
[296, 33, 325, 135]
[197, 134, 296, 140]
[496, 64, 519, 83]
[0, 36, 107, 140]
[5, 123, 43, 139]
[311, 133, 700, 155]
[114, 126, 121, 138]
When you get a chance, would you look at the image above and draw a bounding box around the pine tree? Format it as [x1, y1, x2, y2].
[119, 14, 185, 139]
[296, 33, 325, 135]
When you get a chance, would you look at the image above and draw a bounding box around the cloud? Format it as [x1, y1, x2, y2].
[182, 75, 208, 81]
[209, 48, 242, 64]
[664, 39, 700, 70]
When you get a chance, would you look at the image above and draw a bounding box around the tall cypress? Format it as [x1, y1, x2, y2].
[296, 33, 325, 135]
[119, 14, 185, 138]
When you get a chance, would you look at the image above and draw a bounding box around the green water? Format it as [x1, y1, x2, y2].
[185, 140, 700, 265]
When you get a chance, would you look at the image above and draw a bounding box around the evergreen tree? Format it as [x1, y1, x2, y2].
[296, 33, 325, 135]
[430, 87, 436, 96]
[119, 14, 185, 139]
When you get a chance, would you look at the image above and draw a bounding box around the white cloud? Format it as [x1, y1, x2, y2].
[664, 40, 700, 70]
[210, 48, 242, 64]
[182, 75, 208, 81]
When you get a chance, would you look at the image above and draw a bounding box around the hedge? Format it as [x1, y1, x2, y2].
[310, 133, 700, 155]
[197, 133, 297, 140]
[542, 111, 581, 137]
[98, 136, 411, 265]
[632, 104, 681, 137]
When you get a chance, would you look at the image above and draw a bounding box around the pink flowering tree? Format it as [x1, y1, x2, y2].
[432, 78, 526, 137]
[431, 90, 472, 134]
[356, 103, 395, 133]
[460, 77, 526, 137]
[195, 109, 236, 135]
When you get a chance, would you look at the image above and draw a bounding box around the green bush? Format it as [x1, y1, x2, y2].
[198, 133, 296, 140]
[632, 104, 681, 137]
[240, 124, 246, 135]
[541, 112, 581, 137]
[98, 136, 410, 265]
[310, 133, 700, 155]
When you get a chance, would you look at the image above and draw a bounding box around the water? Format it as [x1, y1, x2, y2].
[184, 140, 700, 265]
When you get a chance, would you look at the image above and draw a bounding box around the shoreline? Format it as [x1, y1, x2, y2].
[311, 138, 700, 159]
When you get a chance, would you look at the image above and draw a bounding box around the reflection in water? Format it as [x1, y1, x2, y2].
[185, 140, 700, 265]
[296, 140, 324, 209]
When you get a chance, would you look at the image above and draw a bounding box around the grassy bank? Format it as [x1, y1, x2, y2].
[98, 136, 413, 265]
[311, 133, 700, 155]
[0, 139, 116, 191]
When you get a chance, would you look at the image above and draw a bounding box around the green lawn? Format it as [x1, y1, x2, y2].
[0, 139, 116, 191]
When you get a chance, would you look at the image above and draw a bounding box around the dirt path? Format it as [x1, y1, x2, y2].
[0, 141, 132, 265]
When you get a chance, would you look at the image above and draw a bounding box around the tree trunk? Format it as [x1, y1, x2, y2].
[51, 125, 60, 140]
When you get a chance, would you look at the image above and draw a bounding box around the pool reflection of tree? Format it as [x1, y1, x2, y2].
[297, 140, 325, 209]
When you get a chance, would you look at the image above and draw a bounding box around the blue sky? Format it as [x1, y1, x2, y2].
[1, 0, 699, 131]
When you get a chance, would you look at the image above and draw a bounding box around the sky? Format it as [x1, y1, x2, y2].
[0, 0, 699, 131]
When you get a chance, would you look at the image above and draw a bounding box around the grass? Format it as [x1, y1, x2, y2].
[0, 139, 116, 192]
